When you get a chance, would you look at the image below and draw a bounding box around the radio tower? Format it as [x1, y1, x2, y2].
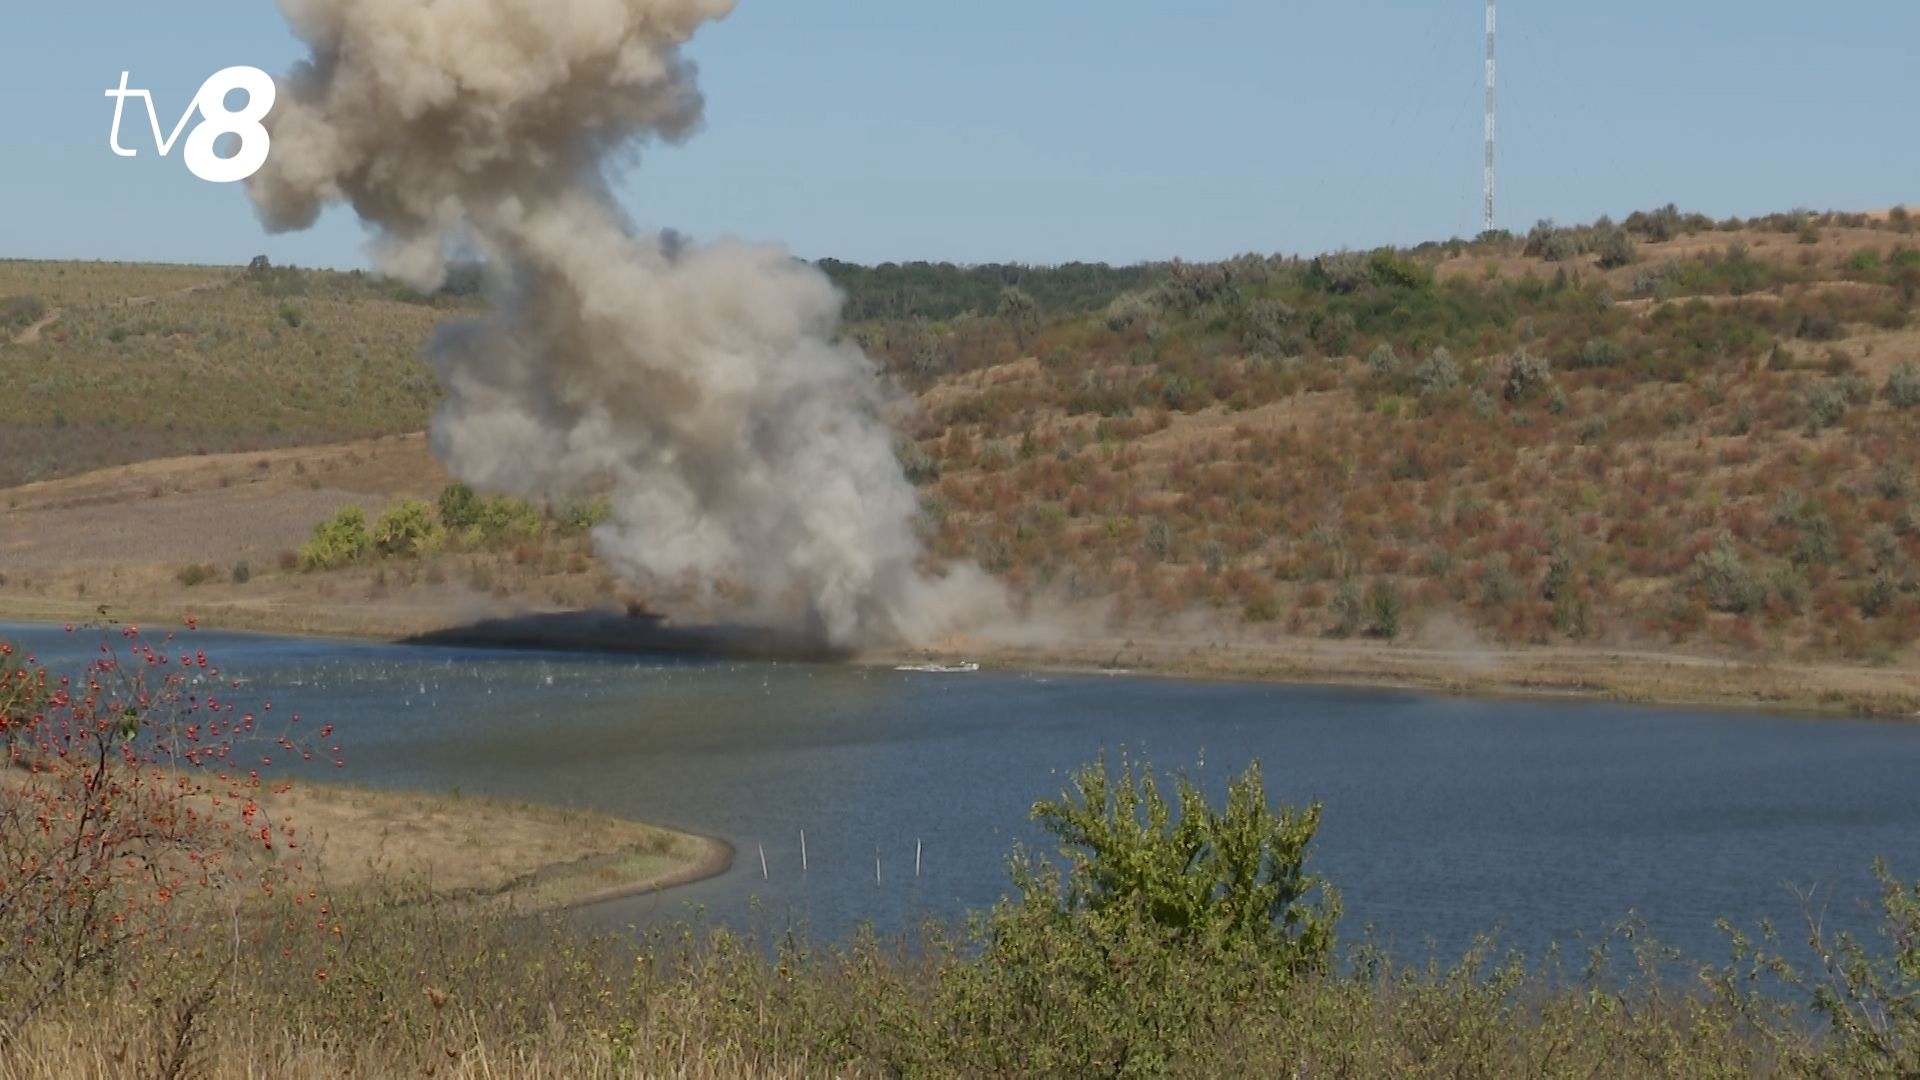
[1483, 0, 1497, 233]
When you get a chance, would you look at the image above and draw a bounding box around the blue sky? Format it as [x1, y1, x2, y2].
[1, 1, 1915, 269]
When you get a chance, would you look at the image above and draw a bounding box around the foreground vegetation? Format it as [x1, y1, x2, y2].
[3, 630, 1916, 1076]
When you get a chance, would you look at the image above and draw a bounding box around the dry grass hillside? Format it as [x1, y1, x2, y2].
[4, 208, 1920, 710]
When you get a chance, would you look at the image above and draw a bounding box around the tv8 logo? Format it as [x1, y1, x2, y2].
[105, 67, 276, 184]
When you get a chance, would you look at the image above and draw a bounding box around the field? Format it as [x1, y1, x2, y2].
[4, 208, 1920, 713]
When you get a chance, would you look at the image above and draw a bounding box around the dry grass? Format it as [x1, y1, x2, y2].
[5, 214, 1920, 710]
[254, 782, 724, 908]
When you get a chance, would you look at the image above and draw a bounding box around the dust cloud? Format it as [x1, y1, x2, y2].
[250, 0, 1002, 646]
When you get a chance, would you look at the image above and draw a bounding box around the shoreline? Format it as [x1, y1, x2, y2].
[3, 597, 1915, 719]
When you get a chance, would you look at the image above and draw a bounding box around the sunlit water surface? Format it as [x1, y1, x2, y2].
[6, 622, 1917, 963]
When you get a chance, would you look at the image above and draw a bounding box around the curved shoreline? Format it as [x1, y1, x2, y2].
[563, 832, 736, 911]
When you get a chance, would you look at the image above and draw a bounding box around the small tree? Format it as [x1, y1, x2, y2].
[1503, 349, 1556, 404]
[1693, 534, 1764, 614]
[1410, 348, 1461, 396]
[300, 506, 371, 570]
[1594, 228, 1638, 270]
[998, 286, 1040, 351]
[1365, 580, 1403, 639]
[436, 483, 482, 531]
[371, 499, 442, 558]
[1025, 756, 1339, 964]
[1, 627, 321, 1037]
[1366, 343, 1401, 379]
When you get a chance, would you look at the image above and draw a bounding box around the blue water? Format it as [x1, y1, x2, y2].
[6, 621, 1917, 963]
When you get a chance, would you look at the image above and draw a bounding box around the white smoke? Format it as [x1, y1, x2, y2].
[250, 0, 1001, 646]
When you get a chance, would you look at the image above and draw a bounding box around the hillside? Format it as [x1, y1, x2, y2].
[4, 206, 1919, 711]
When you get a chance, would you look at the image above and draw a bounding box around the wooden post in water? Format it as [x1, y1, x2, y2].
[915, 838, 922, 879]
[799, 830, 808, 872]
[758, 843, 768, 881]
[875, 851, 881, 886]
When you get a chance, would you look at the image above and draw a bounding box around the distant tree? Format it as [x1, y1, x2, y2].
[1364, 581, 1403, 639]
[1594, 228, 1637, 270]
[999, 286, 1040, 351]
[1410, 348, 1461, 395]
[1693, 534, 1764, 614]
[1365, 343, 1401, 379]
[1503, 349, 1556, 404]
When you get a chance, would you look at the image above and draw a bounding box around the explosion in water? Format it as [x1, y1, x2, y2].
[250, 0, 1000, 646]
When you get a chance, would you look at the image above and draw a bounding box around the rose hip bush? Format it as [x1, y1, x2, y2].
[0, 624, 326, 1038]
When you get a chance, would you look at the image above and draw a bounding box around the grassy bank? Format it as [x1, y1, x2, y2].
[251, 782, 729, 912]
[0, 760, 1913, 1079]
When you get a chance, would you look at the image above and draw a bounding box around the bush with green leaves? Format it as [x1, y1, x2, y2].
[558, 495, 612, 534]
[942, 756, 1339, 1075]
[1365, 342, 1401, 379]
[1594, 227, 1637, 270]
[1021, 757, 1339, 962]
[1692, 534, 1764, 614]
[1410, 347, 1460, 395]
[1365, 579, 1403, 638]
[1502, 348, 1556, 404]
[1572, 337, 1625, 369]
[436, 483, 482, 531]
[1803, 381, 1854, 434]
[1886, 361, 1920, 409]
[300, 506, 371, 570]
[476, 495, 544, 544]
[371, 499, 442, 558]
[897, 441, 941, 485]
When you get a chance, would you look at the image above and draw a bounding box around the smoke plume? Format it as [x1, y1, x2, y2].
[250, 0, 1000, 646]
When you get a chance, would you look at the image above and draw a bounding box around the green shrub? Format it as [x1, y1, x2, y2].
[1594, 228, 1637, 270]
[174, 563, 218, 588]
[1692, 535, 1764, 614]
[1365, 580, 1403, 639]
[436, 483, 482, 530]
[1365, 343, 1401, 379]
[1571, 338, 1625, 369]
[371, 499, 442, 558]
[230, 560, 252, 585]
[558, 495, 612, 534]
[1803, 381, 1853, 434]
[1022, 756, 1338, 964]
[477, 496, 543, 544]
[1410, 347, 1460, 395]
[1885, 361, 1920, 409]
[1502, 349, 1556, 404]
[301, 507, 371, 570]
[898, 442, 942, 485]
[1793, 513, 1838, 568]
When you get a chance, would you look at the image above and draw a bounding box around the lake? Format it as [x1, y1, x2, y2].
[5, 621, 1917, 963]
